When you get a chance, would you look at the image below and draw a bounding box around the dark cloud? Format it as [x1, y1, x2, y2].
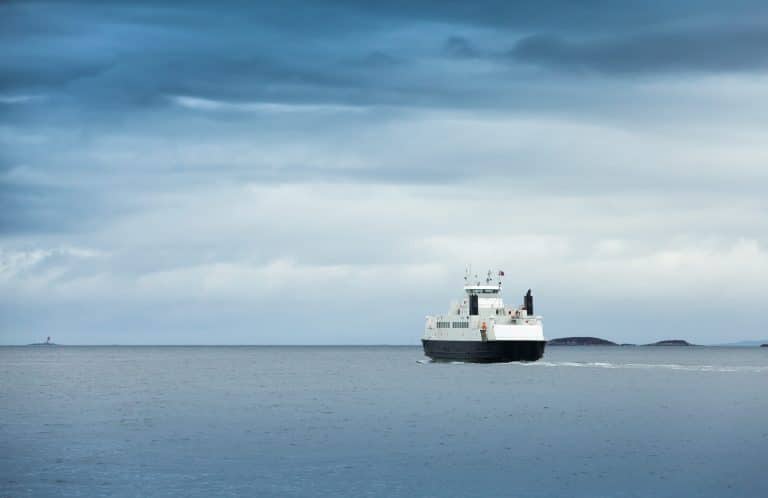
[510, 25, 768, 74]
[332, 0, 768, 33]
[352, 51, 402, 68]
[3, 0, 768, 115]
[0, 4, 766, 221]
[0, 57, 113, 93]
[443, 36, 479, 58]
[0, 183, 91, 234]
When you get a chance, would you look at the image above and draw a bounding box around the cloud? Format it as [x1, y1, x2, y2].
[170, 96, 367, 114]
[443, 36, 479, 58]
[4, 0, 768, 118]
[510, 25, 768, 74]
[0, 95, 44, 104]
[4, 180, 766, 302]
[0, 246, 104, 293]
[351, 51, 403, 68]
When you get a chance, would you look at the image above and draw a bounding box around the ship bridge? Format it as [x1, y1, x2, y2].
[463, 284, 504, 313]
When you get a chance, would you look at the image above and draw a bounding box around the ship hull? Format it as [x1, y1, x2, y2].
[422, 339, 545, 363]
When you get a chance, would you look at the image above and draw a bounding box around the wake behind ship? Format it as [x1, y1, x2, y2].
[422, 270, 545, 362]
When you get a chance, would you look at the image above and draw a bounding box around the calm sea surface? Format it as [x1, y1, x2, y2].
[1, 346, 766, 497]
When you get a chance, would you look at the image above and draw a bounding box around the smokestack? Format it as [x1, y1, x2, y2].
[524, 289, 534, 315]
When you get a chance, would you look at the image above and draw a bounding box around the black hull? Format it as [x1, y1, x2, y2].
[422, 339, 546, 363]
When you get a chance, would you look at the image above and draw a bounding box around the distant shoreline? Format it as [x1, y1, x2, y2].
[547, 337, 698, 347]
[548, 337, 768, 347]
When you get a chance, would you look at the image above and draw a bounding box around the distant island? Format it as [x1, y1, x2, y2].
[547, 337, 699, 346]
[548, 337, 617, 346]
[713, 339, 768, 347]
[647, 339, 694, 346]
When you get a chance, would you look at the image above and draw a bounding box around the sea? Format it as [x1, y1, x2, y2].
[1, 345, 766, 498]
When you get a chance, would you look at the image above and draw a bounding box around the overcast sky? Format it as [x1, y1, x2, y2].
[2, 1, 768, 345]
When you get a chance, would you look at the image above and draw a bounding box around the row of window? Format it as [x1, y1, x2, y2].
[436, 321, 470, 329]
[435, 319, 535, 328]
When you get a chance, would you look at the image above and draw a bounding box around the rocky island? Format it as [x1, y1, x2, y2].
[548, 337, 617, 346]
[547, 337, 699, 346]
[647, 339, 694, 346]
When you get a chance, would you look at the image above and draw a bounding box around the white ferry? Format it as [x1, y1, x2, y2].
[422, 270, 545, 362]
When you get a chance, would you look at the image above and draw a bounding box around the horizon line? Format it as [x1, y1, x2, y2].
[3, 342, 765, 347]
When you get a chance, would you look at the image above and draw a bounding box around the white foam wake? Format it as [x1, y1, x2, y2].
[415, 359, 465, 365]
[521, 361, 768, 373]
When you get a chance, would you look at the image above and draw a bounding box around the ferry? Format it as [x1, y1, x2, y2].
[422, 270, 545, 362]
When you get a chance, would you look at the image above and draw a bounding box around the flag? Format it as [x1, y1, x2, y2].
[498, 270, 505, 276]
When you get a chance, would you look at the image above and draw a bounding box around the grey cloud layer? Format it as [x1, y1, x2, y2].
[5, 1, 768, 109]
[510, 25, 768, 74]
